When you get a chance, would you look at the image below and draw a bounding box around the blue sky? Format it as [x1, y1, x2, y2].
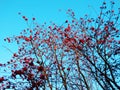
[0, 0, 120, 63]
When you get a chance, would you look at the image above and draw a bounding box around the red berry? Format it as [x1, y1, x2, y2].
[67, 68, 70, 71]
[32, 18, 35, 20]
[22, 16, 26, 18]
[65, 20, 68, 23]
[0, 63, 2, 66]
[103, 2, 106, 4]
[25, 18, 28, 21]
[13, 53, 18, 57]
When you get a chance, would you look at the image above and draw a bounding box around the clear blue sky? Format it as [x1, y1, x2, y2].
[0, 0, 120, 63]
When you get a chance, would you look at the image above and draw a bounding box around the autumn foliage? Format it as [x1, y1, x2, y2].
[0, 1, 120, 90]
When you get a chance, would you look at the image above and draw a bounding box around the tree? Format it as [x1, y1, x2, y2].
[0, 1, 120, 90]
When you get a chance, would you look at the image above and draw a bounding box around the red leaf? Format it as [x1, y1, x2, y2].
[77, 45, 82, 50]
[14, 70, 23, 75]
[24, 37, 30, 42]
[29, 35, 32, 40]
[40, 74, 45, 79]
[79, 39, 84, 44]
[22, 67, 27, 71]
[0, 77, 4, 82]
[28, 73, 34, 80]
[65, 24, 71, 32]
[38, 66, 44, 71]
[6, 38, 10, 43]
[104, 26, 108, 31]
